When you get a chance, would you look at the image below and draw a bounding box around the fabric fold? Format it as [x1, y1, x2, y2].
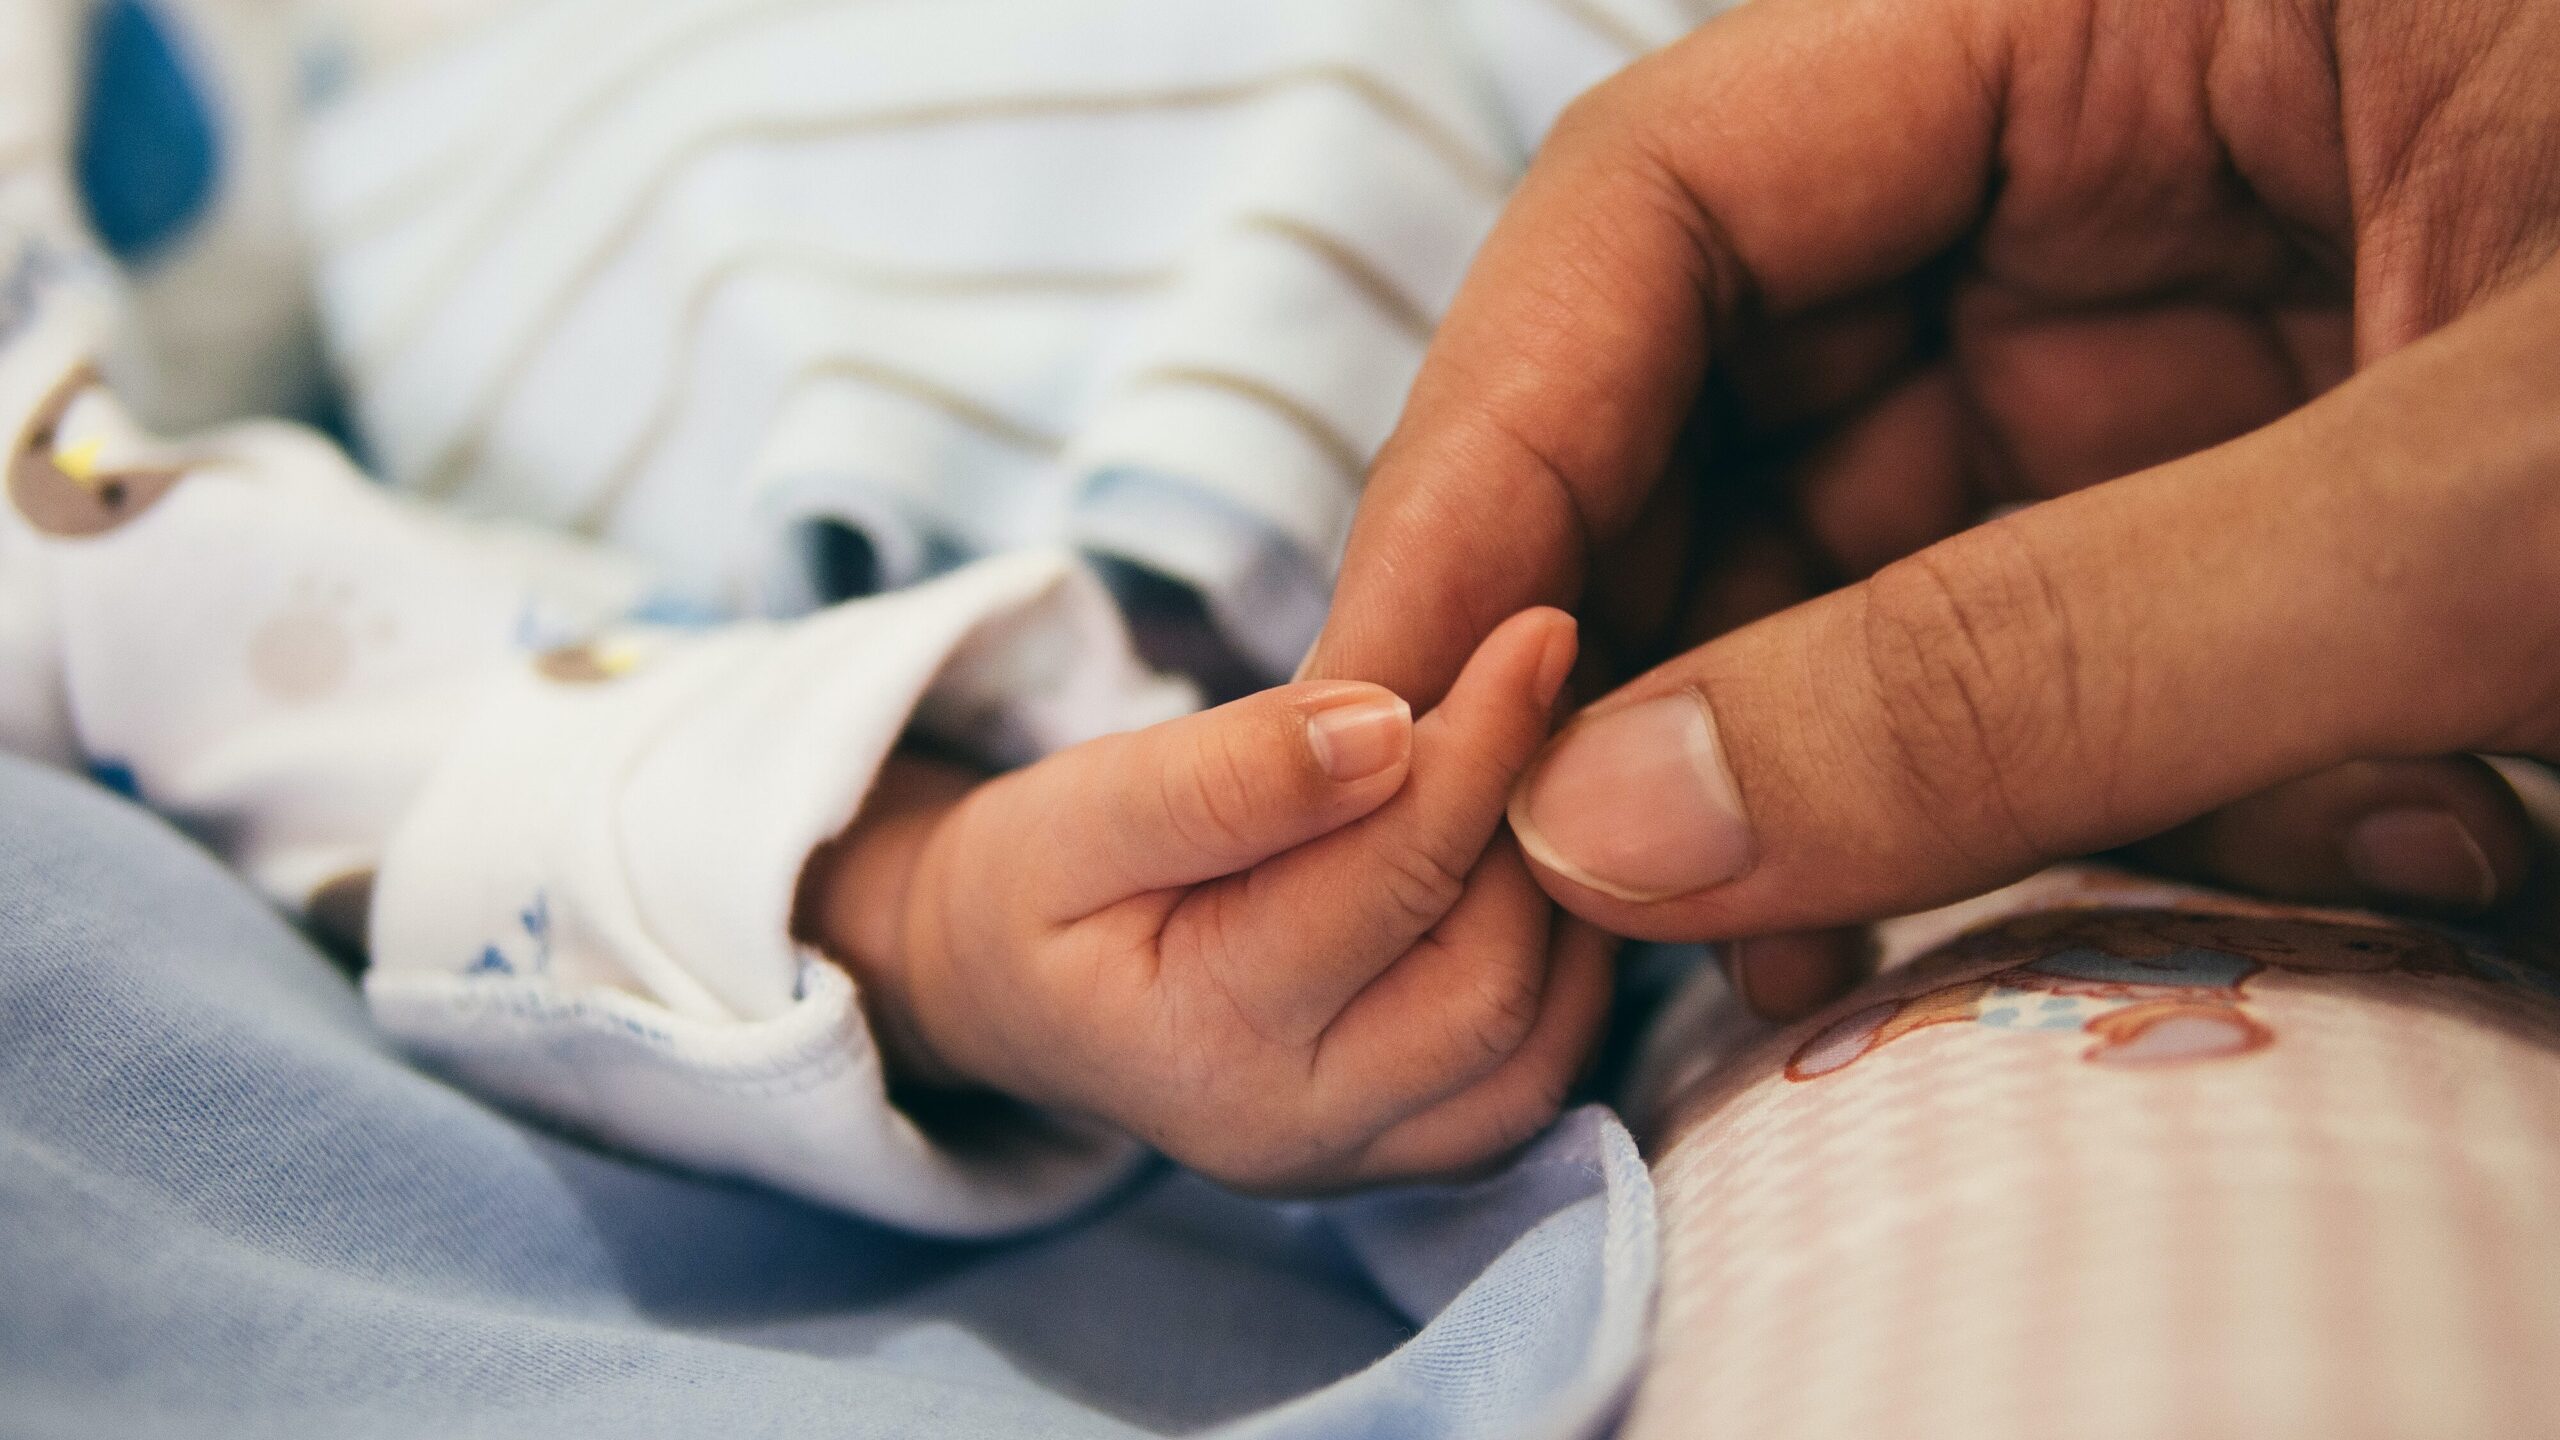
[370, 551, 1192, 1236]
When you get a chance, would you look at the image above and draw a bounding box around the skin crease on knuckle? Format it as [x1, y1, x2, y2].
[1371, 841, 1476, 938]
[1077, 885, 1574, 1194]
[1170, 938, 1551, 1194]
[1854, 530, 2098, 878]
[1437, 941, 1548, 1076]
[1161, 723, 1272, 861]
[1155, 883, 1299, 1056]
[1324, 942, 1542, 1117]
[1087, 966, 1276, 1167]
[2336, 0, 2560, 313]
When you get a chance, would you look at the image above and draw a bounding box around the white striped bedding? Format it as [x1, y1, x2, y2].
[297, 0, 1721, 671]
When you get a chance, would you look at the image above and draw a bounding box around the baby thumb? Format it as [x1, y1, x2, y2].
[1020, 681, 1416, 918]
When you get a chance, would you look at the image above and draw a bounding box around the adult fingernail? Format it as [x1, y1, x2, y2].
[2343, 807, 2499, 910]
[1307, 693, 1412, 782]
[1510, 688, 1751, 902]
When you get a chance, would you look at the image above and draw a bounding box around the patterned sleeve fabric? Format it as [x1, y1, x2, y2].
[0, 0, 1191, 1236]
[1622, 866, 2560, 1439]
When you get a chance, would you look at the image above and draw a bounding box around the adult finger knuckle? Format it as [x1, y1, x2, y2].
[1547, 56, 1755, 330]
[1857, 529, 2097, 865]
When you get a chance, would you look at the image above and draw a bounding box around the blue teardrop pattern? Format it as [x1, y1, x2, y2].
[75, 1, 223, 267]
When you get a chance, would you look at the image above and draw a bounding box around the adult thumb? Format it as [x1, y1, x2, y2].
[1502, 277, 2560, 941]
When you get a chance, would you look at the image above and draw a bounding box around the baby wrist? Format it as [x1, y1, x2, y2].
[791, 752, 983, 1091]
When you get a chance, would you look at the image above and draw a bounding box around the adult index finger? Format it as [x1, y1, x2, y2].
[1303, 0, 2007, 704]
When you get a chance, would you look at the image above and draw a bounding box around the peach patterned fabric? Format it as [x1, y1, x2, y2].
[1624, 869, 2560, 1440]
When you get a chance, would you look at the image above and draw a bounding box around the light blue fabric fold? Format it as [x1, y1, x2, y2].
[0, 755, 1655, 1440]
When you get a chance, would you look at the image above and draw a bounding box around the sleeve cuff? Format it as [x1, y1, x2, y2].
[365, 549, 1193, 1235]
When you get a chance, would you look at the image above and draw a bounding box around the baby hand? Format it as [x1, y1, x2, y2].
[803, 610, 1607, 1192]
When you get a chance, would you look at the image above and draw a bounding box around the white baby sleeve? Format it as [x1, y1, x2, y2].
[367, 551, 1183, 1235]
[0, 49, 1181, 1226]
[2, 305, 1177, 1230]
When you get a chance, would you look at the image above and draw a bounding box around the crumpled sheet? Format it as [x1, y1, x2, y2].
[0, 754, 1657, 1440]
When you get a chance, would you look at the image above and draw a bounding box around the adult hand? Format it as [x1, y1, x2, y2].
[1306, 0, 2560, 1015]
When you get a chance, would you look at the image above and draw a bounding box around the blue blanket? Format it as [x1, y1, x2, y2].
[0, 756, 1655, 1439]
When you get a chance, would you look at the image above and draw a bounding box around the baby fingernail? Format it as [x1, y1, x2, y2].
[1308, 694, 1412, 782]
[2344, 807, 2499, 910]
[1534, 614, 1579, 709]
[1510, 688, 1752, 902]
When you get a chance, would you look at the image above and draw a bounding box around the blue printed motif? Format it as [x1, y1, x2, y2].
[613, 1015, 674, 1045]
[1970, 946, 2265, 1041]
[84, 758, 140, 801]
[1789, 910, 2542, 1082]
[76, 1, 223, 266]
[1975, 987, 2097, 1033]
[465, 891, 554, 979]
[521, 893, 552, 955]
[624, 592, 728, 629]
